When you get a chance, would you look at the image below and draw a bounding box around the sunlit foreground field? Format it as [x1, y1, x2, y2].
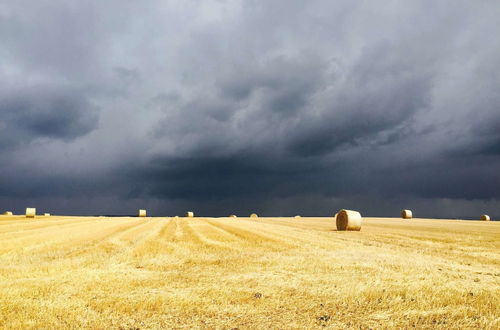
[0, 215, 498, 329]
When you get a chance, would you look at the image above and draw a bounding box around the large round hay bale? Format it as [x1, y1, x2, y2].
[138, 209, 147, 217]
[44, 213, 50, 217]
[480, 214, 490, 221]
[250, 213, 258, 218]
[26, 208, 36, 218]
[336, 209, 362, 231]
[401, 209, 413, 219]
[186, 211, 194, 217]
[3, 211, 13, 215]
[294, 215, 301, 218]
[229, 214, 237, 218]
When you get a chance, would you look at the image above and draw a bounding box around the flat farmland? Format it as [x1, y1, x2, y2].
[0, 215, 498, 329]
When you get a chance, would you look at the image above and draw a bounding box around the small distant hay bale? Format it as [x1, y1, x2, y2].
[250, 213, 258, 218]
[336, 209, 362, 231]
[229, 214, 237, 218]
[3, 211, 13, 215]
[401, 209, 413, 219]
[294, 215, 301, 218]
[186, 211, 194, 217]
[26, 208, 36, 218]
[480, 214, 490, 221]
[174, 216, 179, 218]
[138, 209, 147, 217]
[44, 213, 50, 216]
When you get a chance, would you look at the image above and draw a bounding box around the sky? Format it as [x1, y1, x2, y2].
[1, 0, 499, 218]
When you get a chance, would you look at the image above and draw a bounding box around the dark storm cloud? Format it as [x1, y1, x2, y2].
[1, 0, 500, 218]
[125, 152, 334, 201]
[285, 45, 434, 156]
[0, 86, 99, 150]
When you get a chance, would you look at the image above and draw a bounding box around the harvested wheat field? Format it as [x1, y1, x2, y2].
[0, 215, 498, 329]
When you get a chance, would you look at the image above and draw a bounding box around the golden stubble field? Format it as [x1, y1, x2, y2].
[0, 215, 498, 329]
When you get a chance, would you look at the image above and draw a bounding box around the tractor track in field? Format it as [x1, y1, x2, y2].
[0, 218, 112, 238]
[60, 219, 158, 259]
[0, 217, 96, 229]
[0, 219, 148, 260]
[182, 220, 237, 250]
[129, 219, 177, 258]
[204, 219, 298, 251]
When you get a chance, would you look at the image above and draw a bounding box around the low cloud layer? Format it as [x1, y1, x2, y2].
[1, 1, 499, 218]
[0, 86, 98, 150]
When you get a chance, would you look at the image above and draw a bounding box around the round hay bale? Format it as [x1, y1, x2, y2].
[250, 213, 258, 218]
[3, 211, 13, 215]
[44, 213, 50, 217]
[336, 209, 362, 231]
[480, 214, 490, 221]
[26, 207, 36, 218]
[294, 215, 301, 218]
[174, 216, 179, 218]
[229, 214, 237, 218]
[138, 209, 147, 217]
[401, 209, 413, 219]
[186, 211, 194, 217]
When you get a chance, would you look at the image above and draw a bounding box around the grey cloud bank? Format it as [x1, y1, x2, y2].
[1, 1, 499, 218]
